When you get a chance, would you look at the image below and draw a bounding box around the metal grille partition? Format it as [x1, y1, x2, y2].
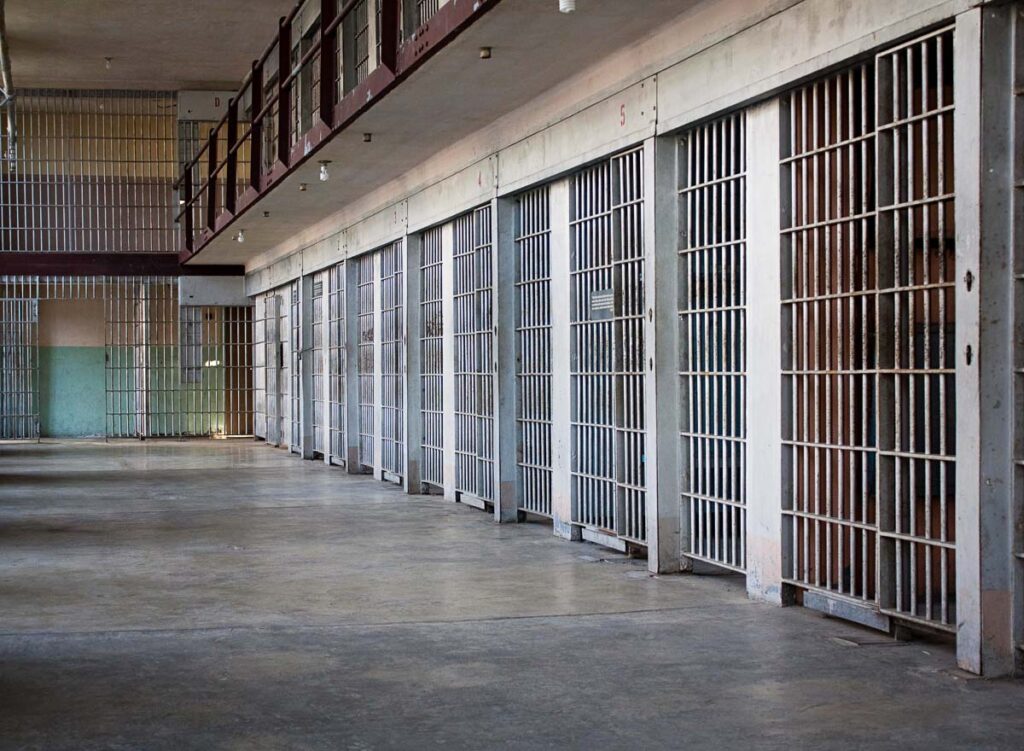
[781, 28, 956, 631]
[380, 240, 405, 480]
[312, 272, 326, 456]
[253, 294, 268, 440]
[421, 226, 445, 488]
[678, 113, 748, 572]
[265, 292, 284, 446]
[516, 186, 553, 517]
[0, 89, 178, 254]
[570, 148, 647, 543]
[453, 206, 495, 504]
[289, 281, 301, 453]
[357, 253, 375, 469]
[328, 262, 346, 465]
[0, 298, 39, 439]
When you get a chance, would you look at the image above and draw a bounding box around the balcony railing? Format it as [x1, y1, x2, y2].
[175, 0, 491, 259]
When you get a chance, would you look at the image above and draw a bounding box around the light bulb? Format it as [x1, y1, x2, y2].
[319, 161, 330, 182]
[559, 0, 576, 12]
[236, 230, 245, 244]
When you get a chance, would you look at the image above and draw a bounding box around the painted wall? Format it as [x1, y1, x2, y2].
[37, 299, 106, 437]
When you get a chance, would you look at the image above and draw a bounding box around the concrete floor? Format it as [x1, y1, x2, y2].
[0, 441, 1021, 750]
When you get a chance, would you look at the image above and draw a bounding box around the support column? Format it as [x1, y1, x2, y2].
[405, 233, 424, 493]
[493, 196, 520, 523]
[299, 273, 314, 460]
[344, 258, 364, 472]
[644, 135, 681, 574]
[549, 179, 579, 541]
[745, 98, 788, 605]
[954, 6, 1017, 677]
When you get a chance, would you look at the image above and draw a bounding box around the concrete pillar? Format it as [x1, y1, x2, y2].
[744, 97, 788, 605]
[549, 178, 579, 541]
[644, 135, 682, 574]
[493, 196, 520, 523]
[299, 273, 314, 460]
[405, 233, 424, 493]
[953, 5, 1017, 677]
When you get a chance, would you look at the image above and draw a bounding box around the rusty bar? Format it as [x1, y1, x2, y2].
[225, 98, 239, 215]
[206, 127, 218, 231]
[277, 16, 293, 165]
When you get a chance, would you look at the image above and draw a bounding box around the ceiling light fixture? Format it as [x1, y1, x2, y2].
[319, 160, 331, 182]
[299, 183, 308, 192]
[559, 0, 576, 12]
[235, 230, 245, 244]
[263, 211, 271, 218]
[363, 133, 373, 143]
[104, 57, 113, 70]
[479, 46, 492, 59]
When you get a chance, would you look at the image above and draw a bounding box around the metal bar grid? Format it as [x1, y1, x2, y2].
[265, 291, 283, 445]
[781, 28, 957, 632]
[570, 148, 647, 543]
[344, 0, 372, 94]
[289, 280, 302, 452]
[0, 89, 178, 254]
[357, 253, 375, 468]
[515, 186, 553, 517]
[253, 293, 268, 439]
[420, 226, 444, 488]
[678, 113, 748, 572]
[0, 297, 38, 439]
[453, 206, 495, 502]
[311, 271, 326, 455]
[380, 239, 405, 478]
[875, 28, 957, 630]
[328, 261, 346, 465]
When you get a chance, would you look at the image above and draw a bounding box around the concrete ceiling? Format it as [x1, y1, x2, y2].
[5, 0, 296, 90]
[190, 0, 699, 266]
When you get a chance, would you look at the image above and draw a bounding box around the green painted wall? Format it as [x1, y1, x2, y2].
[38, 346, 106, 437]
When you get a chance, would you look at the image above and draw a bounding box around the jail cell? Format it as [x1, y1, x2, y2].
[265, 292, 284, 446]
[253, 295, 268, 440]
[453, 206, 495, 504]
[357, 253, 376, 469]
[0, 298, 39, 440]
[328, 262, 347, 465]
[570, 149, 647, 543]
[420, 226, 445, 488]
[380, 240, 406, 481]
[289, 281, 302, 453]
[781, 28, 956, 632]
[678, 113, 748, 572]
[311, 272, 326, 456]
[515, 187, 553, 517]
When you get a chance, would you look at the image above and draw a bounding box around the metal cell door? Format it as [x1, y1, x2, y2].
[570, 148, 647, 544]
[265, 293, 284, 447]
[453, 206, 495, 504]
[380, 240, 405, 482]
[421, 226, 445, 488]
[311, 272, 326, 456]
[357, 254, 376, 470]
[289, 281, 301, 454]
[516, 187, 553, 517]
[328, 262, 346, 466]
[0, 298, 39, 440]
[781, 28, 957, 632]
[679, 113, 748, 571]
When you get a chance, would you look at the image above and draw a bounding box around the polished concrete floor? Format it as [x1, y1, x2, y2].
[0, 440, 1021, 750]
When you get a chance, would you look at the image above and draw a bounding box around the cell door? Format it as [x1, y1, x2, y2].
[311, 272, 326, 457]
[380, 240, 406, 482]
[678, 113, 748, 572]
[570, 148, 647, 544]
[0, 298, 40, 440]
[420, 226, 445, 489]
[357, 254, 376, 469]
[265, 293, 284, 446]
[453, 206, 495, 504]
[328, 262, 347, 466]
[289, 281, 301, 454]
[515, 187, 554, 517]
[781, 28, 957, 632]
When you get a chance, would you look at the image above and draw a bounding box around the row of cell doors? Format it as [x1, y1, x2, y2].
[255, 25, 958, 640]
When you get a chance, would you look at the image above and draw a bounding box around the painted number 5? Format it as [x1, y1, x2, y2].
[620, 104, 626, 127]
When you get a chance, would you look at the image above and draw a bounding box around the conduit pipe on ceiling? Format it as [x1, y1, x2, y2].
[0, 0, 15, 163]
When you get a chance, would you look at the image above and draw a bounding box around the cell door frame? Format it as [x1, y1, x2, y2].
[0, 297, 40, 441]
